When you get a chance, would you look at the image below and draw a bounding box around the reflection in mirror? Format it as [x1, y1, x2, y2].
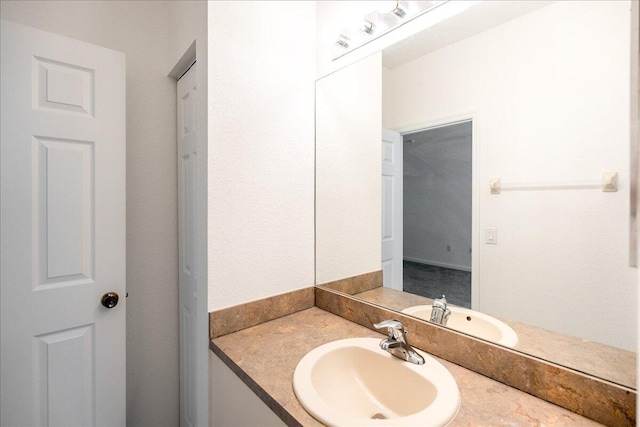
[316, 0, 637, 389]
[400, 122, 472, 308]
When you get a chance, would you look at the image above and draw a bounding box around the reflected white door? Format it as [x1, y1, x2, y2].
[382, 129, 403, 290]
[177, 64, 206, 427]
[1, 21, 126, 426]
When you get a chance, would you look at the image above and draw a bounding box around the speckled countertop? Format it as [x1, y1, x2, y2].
[211, 307, 604, 426]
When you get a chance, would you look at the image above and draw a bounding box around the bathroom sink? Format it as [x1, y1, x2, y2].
[401, 305, 519, 348]
[293, 337, 460, 427]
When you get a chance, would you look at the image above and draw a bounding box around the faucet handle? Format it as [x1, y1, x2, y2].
[373, 319, 406, 340]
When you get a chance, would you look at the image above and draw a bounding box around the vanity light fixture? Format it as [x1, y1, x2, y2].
[392, 1, 408, 18]
[333, 1, 451, 60]
[361, 20, 374, 34]
[361, 12, 379, 34]
[336, 31, 350, 48]
[375, 1, 409, 18]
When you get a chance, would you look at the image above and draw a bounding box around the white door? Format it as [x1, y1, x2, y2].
[382, 129, 403, 290]
[177, 64, 206, 427]
[1, 21, 126, 426]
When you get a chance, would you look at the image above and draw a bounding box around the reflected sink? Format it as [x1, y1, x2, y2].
[293, 337, 460, 427]
[402, 305, 519, 348]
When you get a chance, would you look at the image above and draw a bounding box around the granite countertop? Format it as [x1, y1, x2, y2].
[354, 287, 636, 388]
[211, 307, 603, 427]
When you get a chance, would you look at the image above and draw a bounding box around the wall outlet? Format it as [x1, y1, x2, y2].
[446, 245, 451, 252]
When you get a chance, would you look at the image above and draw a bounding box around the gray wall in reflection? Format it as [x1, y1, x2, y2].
[403, 121, 472, 271]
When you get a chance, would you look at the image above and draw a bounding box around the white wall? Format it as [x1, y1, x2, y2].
[316, 52, 382, 284]
[384, 1, 637, 351]
[0, 1, 180, 424]
[168, 1, 205, 72]
[206, 3, 316, 422]
[207, 1, 316, 311]
[403, 122, 472, 271]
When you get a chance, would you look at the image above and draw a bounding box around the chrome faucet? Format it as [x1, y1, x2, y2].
[430, 295, 451, 326]
[373, 319, 425, 365]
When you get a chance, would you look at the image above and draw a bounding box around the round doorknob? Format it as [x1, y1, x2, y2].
[101, 292, 119, 308]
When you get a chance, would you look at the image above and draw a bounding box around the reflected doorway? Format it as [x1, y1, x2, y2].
[403, 121, 472, 307]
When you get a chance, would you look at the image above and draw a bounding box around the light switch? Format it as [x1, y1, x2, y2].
[485, 227, 497, 244]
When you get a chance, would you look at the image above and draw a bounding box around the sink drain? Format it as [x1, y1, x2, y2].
[372, 413, 387, 420]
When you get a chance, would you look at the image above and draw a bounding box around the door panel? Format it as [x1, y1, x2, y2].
[33, 325, 95, 426]
[37, 137, 94, 283]
[177, 64, 200, 427]
[1, 20, 125, 427]
[34, 56, 95, 116]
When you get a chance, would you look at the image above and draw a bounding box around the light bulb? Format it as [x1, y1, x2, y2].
[393, 1, 408, 18]
[360, 11, 380, 34]
[336, 30, 351, 48]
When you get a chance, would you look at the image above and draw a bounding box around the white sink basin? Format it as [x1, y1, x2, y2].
[401, 305, 519, 348]
[293, 337, 460, 427]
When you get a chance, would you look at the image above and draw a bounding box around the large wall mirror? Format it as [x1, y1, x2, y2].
[315, 0, 637, 389]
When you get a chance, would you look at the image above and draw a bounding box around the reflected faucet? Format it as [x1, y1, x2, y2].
[373, 319, 425, 365]
[430, 295, 451, 326]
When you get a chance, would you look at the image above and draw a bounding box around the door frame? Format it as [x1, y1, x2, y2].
[394, 111, 480, 310]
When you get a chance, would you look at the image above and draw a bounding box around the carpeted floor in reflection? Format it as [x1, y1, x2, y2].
[402, 260, 471, 308]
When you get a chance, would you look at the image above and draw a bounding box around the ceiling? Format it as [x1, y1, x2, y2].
[382, 1, 554, 69]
